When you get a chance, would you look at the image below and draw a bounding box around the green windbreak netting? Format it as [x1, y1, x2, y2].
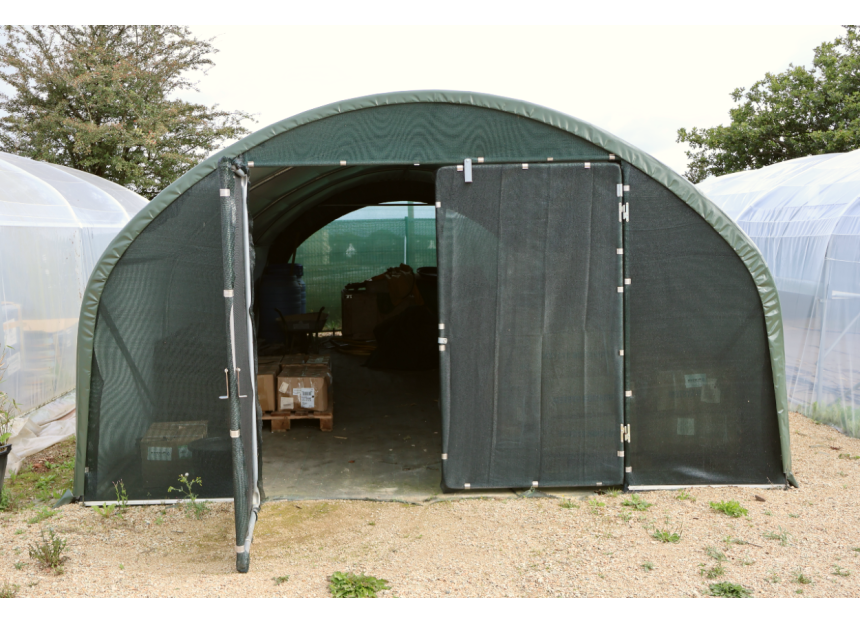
[623, 165, 784, 486]
[85, 171, 234, 501]
[437, 163, 624, 489]
[295, 213, 437, 328]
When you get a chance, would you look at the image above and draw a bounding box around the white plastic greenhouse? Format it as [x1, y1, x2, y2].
[0, 152, 146, 468]
[699, 150, 860, 436]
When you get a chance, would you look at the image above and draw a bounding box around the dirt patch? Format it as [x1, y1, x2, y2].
[1, 413, 860, 597]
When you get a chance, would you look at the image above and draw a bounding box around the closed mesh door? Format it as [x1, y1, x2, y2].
[436, 163, 624, 489]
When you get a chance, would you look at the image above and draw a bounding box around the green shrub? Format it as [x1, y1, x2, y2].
[328, 571, 390, 598]
[709, 500, 748, 518]
[708, 582, 751, 598]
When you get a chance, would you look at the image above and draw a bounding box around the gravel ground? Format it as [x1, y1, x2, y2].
[2, 411, 860, 598]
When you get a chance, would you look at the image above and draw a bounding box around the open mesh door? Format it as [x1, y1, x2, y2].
[218, 159, 260, 572]
[436, 163, 624, 489]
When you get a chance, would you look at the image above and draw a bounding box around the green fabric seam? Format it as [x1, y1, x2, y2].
[73, 90, 794, 495]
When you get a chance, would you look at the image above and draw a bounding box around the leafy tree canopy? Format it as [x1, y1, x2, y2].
[0, 25, 253, 199]
[677, 26, 860, 183]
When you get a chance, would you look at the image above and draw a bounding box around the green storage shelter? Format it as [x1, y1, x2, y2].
[73, 91, 795, 572]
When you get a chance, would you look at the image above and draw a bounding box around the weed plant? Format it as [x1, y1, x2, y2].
[709, 500, 748, 518]
[792, 569, 812, 585]
[168, 474, 208, 519]
[641, 561, 654, 571]
[652, 527, 681, 543]
[708, 582, 751, 598]
[699, 563, 726, 579]
[273, 575, 290, 585]
[558, 499, 579, 509]
[675, 490, 695, 501]
[763, 527, 790, 546]
[622, 494, 652, 511]
[0, 582, 19, 598]
[832, 565, 850, 577]
[28, 527, 67, 573]
[587, 499, 605, 515]
[706, 546, 727, 561]
[26, 507, 57, 524]
[328, 571, 390, 598]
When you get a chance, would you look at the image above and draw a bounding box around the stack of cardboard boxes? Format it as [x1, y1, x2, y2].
[257, 353, 332, 415]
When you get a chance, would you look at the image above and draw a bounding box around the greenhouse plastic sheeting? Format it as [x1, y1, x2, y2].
[700, 150, 860, 437]
[0, 153, 146, 416]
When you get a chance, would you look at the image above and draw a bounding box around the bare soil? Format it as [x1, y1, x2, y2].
[1, 412, 859, 598]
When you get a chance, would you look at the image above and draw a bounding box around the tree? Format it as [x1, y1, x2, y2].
[0, 26, 253, 199]
[677, 26, 860, 183]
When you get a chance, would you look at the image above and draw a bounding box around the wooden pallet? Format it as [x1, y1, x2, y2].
[263, 409, 333, 432]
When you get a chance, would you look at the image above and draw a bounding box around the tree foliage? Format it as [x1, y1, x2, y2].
[677, 26, 860, 183]
[0, 26, 253, 198]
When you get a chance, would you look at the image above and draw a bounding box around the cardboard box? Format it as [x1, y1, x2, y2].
[342, 290, 380, 339]
[257, 361, 281, 412]
[277, 366, 330, 412]
[140, 421, 208, 489]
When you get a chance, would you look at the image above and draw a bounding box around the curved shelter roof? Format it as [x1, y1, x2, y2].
[75, 91, 797, 506]
[0, 152, 146, 415]
[699, 150, 860, 434]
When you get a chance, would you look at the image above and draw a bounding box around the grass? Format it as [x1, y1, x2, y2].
[708, 582, 752, 598]
[618, 511, 632, 523]
[558, 499, 579, 509]
[328, 572, 390, 598]
[13, 561, 25, 570]
[0, 582, 19, 598]
[168, 474, 209, 520]
[26, 507, 58, 524]
[699, 563, 726, 579]
[792, 569, 813, 585]
[675, 490, 695, 502]
[28, 526, 67, 573]
[767, 570, 780, 583]
[709, 500, 748, 518]
[763, 527, 790, 547]
[622, 494, 652, 511]
[832, 565, 850, 577]
[0, 437, 75, 511]
[651, 527, 681, 543]
[587, 499, 605, 514]
[641, 561, 654, 571]
[273, 575, 290, 585]
[706, 546, 727, 562]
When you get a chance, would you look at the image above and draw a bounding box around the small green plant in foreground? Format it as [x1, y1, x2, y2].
[708, 582, 751, 598]
[273, 575, 290, 585]
[559, 499, 579, 509]
[328, 571, 390, 598]
[93, 502, 117, 519]
[0, 582, 19, 598]
[168, 474, 208, 520]
[652, 527, 681, 543]
[622, 494, 653, 511]
[699, 563, 726, 579]
[26, 507, 57, 525]
[832, 565, 850, 577]
[792, 569, 812, 585]
[675, 490, 695, 501]
[0, 488, 12, 511]
[763, 527, 790, 547]
[619, 511, 632, 523]
[28, 526, 67, 572]
[709, 500, 748, 518]
[706, 546, 727, 562]
[641, 561, 654, 571]
[13, 561, 25, 570]
[587, 499, 605, 514]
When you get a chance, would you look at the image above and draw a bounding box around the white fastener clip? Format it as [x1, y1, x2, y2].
[220, 189, 230, 197]
[596, 482, 603, 486]
[522, 163, 529, 169]
[624, 203, 630, 222]
[625, 466, 632, 473]
[442, 454, 448, 460]
[439, 345, 446, 352]
[625, 390, 633, 397]
[464, 483, 471, 489]
[223, 289, 234, 298]
[235, 545, 244, 554]
[624, 278, 631, 285]
[478, 157, 485, 163]
[414, 163, 420, 166]
[464, 158, 472, 183]
[436, 201, 441, 208]
[247, 161, 254, 168]
[340, 160, 347, 166]
[617, 287, 624, 293]
[617, 451, 625, 457]
[532, 481, 539, 487]
[438, 337, 448, 344]
[617, 248, 624, 255]
[584, 162, 591, 169]
[624, 185, 630, 192]
[617, 184, 623, 197]
[438, 323, 445, 330]
[619, 350, 624, 356]
[547, 157, 554, 161]
[457, 164, 463, 172]
[609, 154, 616, 160]
[230, 430, 240, 438]
[619, 203, 624, 222]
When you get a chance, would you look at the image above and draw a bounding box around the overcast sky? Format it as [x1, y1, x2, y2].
[180, 25, 846, 176]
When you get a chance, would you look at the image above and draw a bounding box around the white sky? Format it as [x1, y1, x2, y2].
[182, 25, 847, 176]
